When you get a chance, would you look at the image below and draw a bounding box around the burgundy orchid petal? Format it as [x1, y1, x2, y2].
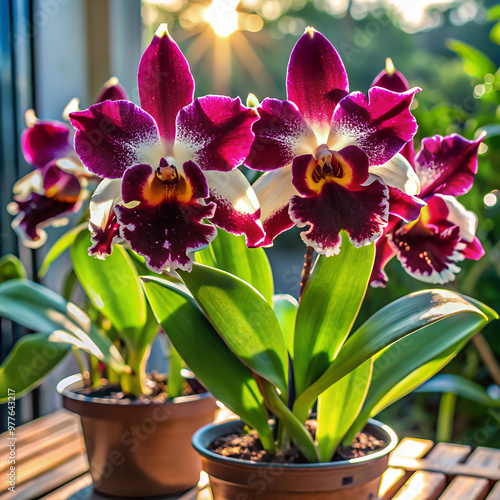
[390, 195, 482, 284]
[370, 234, 396, 288]
[391, 220, 462, 284]
[21, 120, 73, 169]
[252, 165, 297, 246]
[88, 179, 124, 258]
[95, 77, 128, 103]
[388, 187, 425, 223]
[70, 100, 160, 179]
[10, 194, 75, 247]
[8, 163, 84, 248]
[289, 146, 389, 255]
[415, 133, 484, 198]
[175, 96, 258, 172]
[370, 61, 416, 166]
[203, 169, 265, 247]
[138, 24, 194, 147]
[329, 86, 420, 166]
[116, 162, 216, 272]
[463, 236, 485, 261]
[246, 98, 316, 172]
[287, 27, 349, 142]
[90, 210, 121, 259]
[371, 63, 410, 93]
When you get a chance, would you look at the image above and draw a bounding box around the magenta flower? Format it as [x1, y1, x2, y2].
[8, 79, 128, 248]
[70, 25, 262, 272]
[245, 28, 420, 255]
[369, 63, 485, 286]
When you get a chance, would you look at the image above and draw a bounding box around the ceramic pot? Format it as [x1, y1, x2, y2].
[58, 374, 218, 497]
[192, 418, 397, 500]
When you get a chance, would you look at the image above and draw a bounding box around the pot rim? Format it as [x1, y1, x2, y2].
[57, 373, 214, 407]
[192, 418, 397, 469]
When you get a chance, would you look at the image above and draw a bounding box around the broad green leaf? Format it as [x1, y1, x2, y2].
[195, 229, 274, 304]
[0, 254, 27, 283]
[179, 263, 288, 395]
[415, 374, 500, 407]
[490, 21, 500, 46]
[273, 294, 298, 356]
[62, 269, 78, 301]
[0, 280, 127, 372]
[39, 223, 87, 278]
[195, 245, 217, 268]
[0, 332, 70, 402]
[487, 4, 500, 21]
[293, 239, 374, 396]
[369, 344, 461, 417]
[293, 289, 490, 420]
[446, 39, 496, 79]
[347, 317, 483, 438]
[71, 231, 153, 354]
[128, 250, 181, 283]
[142, 276, 274, 451]
[317, 359, 372, 461]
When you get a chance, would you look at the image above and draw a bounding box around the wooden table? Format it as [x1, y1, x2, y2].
[2, 409, 500, 499]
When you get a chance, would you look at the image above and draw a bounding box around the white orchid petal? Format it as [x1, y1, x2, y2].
[370, 153, 420, 195]
[253, 164, 298, 222]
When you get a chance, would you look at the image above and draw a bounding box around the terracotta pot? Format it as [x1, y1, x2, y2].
[58, 374, 218, 497]
[192, 418, 397, 500]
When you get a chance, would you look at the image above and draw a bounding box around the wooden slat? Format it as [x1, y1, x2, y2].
[439, 447, 500, 500]
[388, 457, 500, 481]
[0, 409, 77, 453]
[0, 454, 88, 500]
[486, 482, 500, 499]
[0, 421, 81, 475]
[40, 474, 93, 500]
[15, 432, 86, 485]
[391, 442, 471, 500]
[379, 438, 434, 499]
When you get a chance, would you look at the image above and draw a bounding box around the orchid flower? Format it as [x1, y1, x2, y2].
[369, 61, 485, 286]
[8, 78, 127, 248]
[70, 24, 262, 272]
[245, 27, 421, 255]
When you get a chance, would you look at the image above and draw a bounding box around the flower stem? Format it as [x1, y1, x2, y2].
[299, 246, 314, 301]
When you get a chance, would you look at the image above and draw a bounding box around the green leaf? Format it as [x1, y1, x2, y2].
[38, 223, 87, 278]
[195, 229, 274, 304]
[142, 276, 274, 452]
[487, 4, 500, 21]
[0, 279, 127, 373]
[273, 294, 298, 357]
[416, 374, 500, 407]
[446, 39, 496, 79]
[347, 316, 484, 438]
[179, 263, 288, 396]
[62, 269, 78, 301]
[369, 343, 462, 417]
[346, 313, 493, 442]
[317, 359, 372, 461]
[71, 231, 154, 354]
[490, 21, 500, 46]
[0, 332, 70, 402]
[0, 255, 27, 283]
[293, 289, 491, 421]
[293, 239, 374, 396]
